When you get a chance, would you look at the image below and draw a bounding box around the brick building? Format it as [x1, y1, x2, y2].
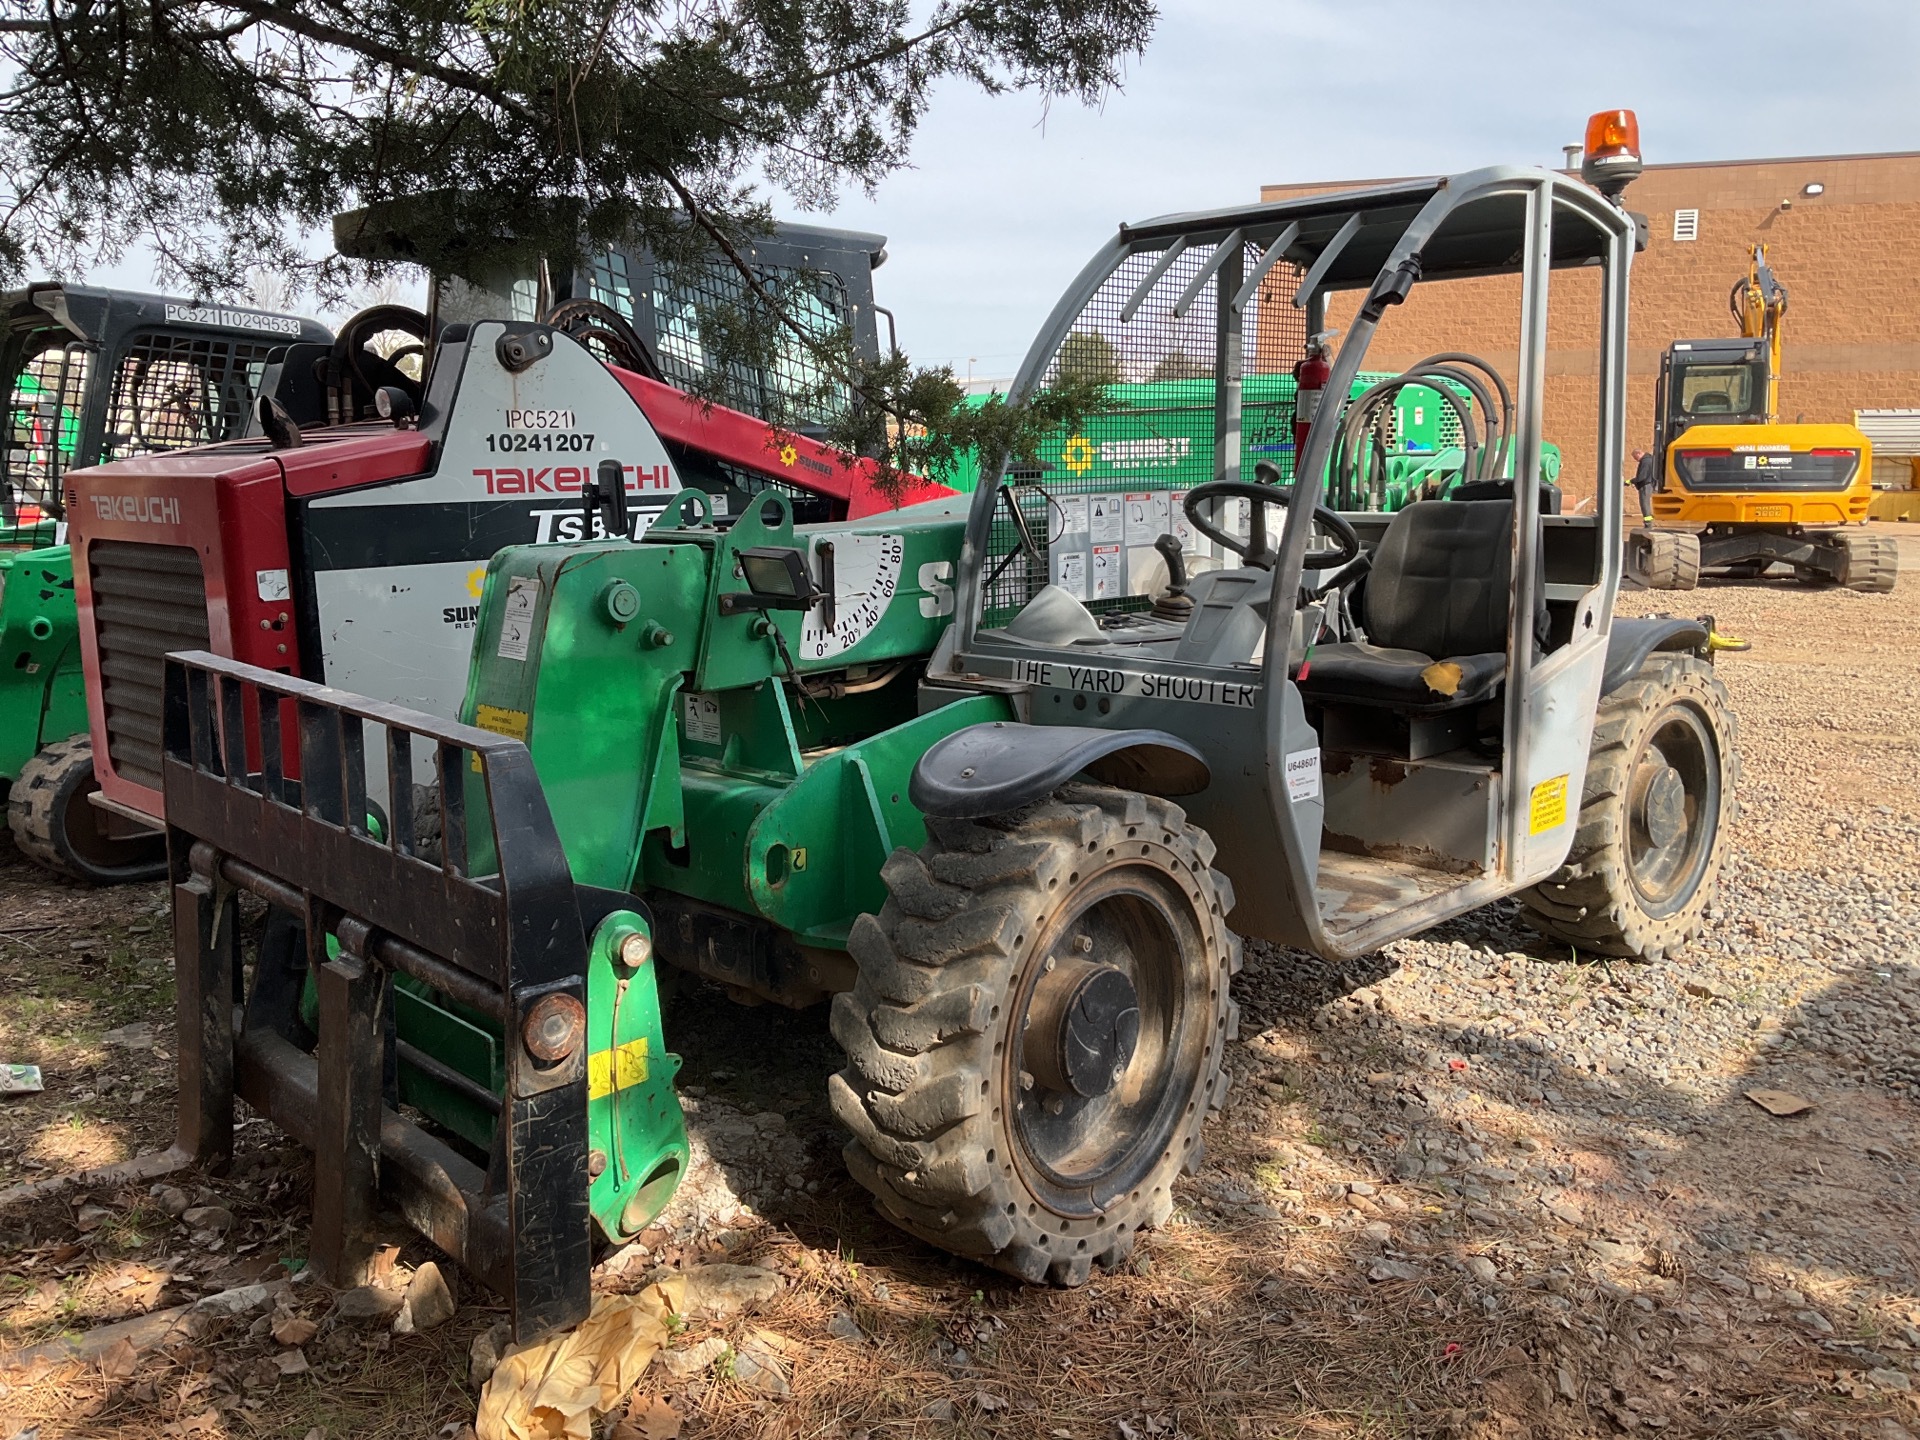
[1259, 151, 1920, 506]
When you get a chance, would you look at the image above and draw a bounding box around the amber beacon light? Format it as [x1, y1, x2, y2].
[1580, 109, 1643, 199]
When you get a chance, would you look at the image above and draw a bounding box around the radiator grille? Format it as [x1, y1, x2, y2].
[89, 541, 210, 789]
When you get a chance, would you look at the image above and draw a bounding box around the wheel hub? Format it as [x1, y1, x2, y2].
[1025, 958, 1140, 1098]
[1635, 763, 1686, 850]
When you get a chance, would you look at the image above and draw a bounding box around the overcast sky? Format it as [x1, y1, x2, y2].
[91, 0, 1920, 381]
[813, 0, 1918, 385]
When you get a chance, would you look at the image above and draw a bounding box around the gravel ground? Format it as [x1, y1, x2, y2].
[1203, 525, 1920, 1434]
[2, 526, 1918, 1439]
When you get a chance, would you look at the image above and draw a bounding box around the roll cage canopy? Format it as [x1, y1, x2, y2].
[1112, 177, 1620, 291]
[944, 167, 1638, 959]
[957, 165, 1639, 650]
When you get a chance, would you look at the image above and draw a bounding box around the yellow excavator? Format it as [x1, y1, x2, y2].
[1631, 243, 1895, 593]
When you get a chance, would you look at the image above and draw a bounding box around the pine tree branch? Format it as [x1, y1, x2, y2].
[716, 5, 982, 99]
[222, 0, 545, 131]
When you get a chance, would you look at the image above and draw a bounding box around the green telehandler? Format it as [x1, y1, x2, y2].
[148, 139, 1737, 1343]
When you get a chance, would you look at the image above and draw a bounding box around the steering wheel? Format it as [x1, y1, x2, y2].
[326, 304, 429, 420]
[1184, 462, 1361, 571]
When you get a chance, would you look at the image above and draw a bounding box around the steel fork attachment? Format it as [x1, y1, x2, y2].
[161, 652, 593, 1342]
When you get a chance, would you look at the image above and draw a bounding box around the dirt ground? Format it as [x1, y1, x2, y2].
[1, 525, 1917, 1440]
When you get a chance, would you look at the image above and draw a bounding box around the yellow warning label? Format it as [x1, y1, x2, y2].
[587, 1037, 650, 1100]
[473, 704, 529, 741]
[1528, 774, 1570, 835]
[469, 704, 531, 772]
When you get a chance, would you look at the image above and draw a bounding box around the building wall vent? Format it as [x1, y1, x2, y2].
[1673, 209, 1700, 242]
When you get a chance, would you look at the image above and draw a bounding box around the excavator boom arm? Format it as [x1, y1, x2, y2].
[1731, 244, 1788, 420]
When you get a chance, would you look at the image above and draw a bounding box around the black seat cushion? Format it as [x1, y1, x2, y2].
[1297, 498, 1546, 713]
[1366, 499, 1542, 657]
[1299, 642, 1505, 708]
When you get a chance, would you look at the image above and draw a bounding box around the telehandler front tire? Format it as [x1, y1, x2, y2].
[1519, 655, 1737, 962]
[8, 735, 166, 884]
[831, 784, 1239, 1285]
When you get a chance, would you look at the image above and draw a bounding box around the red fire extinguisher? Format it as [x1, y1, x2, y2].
[1291, 330, 1337, 472]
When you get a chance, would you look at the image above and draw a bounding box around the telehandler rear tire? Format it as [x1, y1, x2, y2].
[1627, 530, 1700, 591]
[7, 735, 166, 884]
[830, 783, 1239, 1285]
[1519, 655, 1737, 962]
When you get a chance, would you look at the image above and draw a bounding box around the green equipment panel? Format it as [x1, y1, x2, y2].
[0, 544, 83, 782]
[459, 489, 1001, 946]
[935, 371, 1457, 493]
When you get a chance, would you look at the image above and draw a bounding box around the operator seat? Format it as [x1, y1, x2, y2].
[1688, 392, 1732, 414]
[1296, 499, 1548, 710]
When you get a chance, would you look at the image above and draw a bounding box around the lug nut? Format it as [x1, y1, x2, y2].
[1074, 934, 1093, 953]
[522, 992, 586, 1063]
[1019, 1070, 1035, 1091]
[619, 931, 653, 968]
[588, 1149, 609, 1178]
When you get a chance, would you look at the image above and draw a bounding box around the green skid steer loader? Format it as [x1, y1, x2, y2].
[151, 142, 1738, 1342]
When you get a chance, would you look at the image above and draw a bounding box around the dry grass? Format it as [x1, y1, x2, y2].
[4, 1092, 1918, 1439]
[7, 564, 1920, 1440]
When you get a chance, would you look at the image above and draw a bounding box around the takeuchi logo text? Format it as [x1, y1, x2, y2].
[479, 463, 673, 495]
[89, 493, 180, 526]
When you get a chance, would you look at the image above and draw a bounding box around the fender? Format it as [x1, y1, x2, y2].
[1602, 616, 1708, 695]
[910, 722, 1210, 820]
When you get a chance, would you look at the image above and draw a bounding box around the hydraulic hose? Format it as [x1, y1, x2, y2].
[1327, 351, 1521, 507]
[1331, 373, 1478, 507]
[1408, 352, 1513, 478]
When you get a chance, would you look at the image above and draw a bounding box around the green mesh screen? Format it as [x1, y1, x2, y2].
[982, 240, 1308, 626]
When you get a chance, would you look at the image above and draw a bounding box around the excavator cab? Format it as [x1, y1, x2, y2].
[1655, 337, 1767, 441]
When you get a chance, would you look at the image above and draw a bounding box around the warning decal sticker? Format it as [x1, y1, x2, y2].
[1529, 774, 1570, 835]
[496, 575, 541, 661]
